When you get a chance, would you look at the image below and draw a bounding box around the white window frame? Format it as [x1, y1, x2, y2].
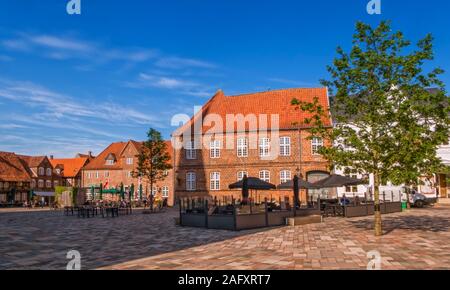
[104, 171, 110, 178]
[210, 172, 220, 191]
[237, 171, 248, 181]
[259, 138, 270, 157]
[162, 186, 169, 198]
[259, 170, 270, 182]
[54, 180, 59, 187]
[279, 137, 291, 156]
[38, 180, 44, 188]
[311, 137, 324, 155]
[185, 140, 197, 160]
[95, 171, 99, 179]
[105, 159, 114, 165]
[126, 157, 133, 165]
[46, 168, 52, 176]
[280, 170, 292, 184]
[345, 168, 358, 193]
[237, 137, 248, 157]
[210, 140, 221, 159]
[39, 167, 44, 176]
[45, 180, 52, 188]
[186, 172, 196, 191]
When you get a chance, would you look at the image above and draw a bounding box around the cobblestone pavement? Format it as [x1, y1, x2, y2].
[1, 207, 449, 270]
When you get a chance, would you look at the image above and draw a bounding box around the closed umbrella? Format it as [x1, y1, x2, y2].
[139, 184, 143, 200]
[130, 184, 135, 201]
[99, 183, 103, 200]
[120, 183, 125, 200]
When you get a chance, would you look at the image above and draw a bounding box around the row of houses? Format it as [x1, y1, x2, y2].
[1, 87, 449, 207]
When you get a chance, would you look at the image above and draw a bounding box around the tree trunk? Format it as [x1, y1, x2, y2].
[373, 173, 383, 236]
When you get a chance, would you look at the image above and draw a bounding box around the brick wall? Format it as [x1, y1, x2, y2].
[174, 129, 330, 205]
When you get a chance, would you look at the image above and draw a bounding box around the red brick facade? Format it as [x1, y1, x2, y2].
[173, 88, 332, 205]
[81, 140, 175, 206]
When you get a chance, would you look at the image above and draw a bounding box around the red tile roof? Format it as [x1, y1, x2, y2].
[16, 155, 47, 168]
[173, 88, 331, 136]
[0, 152, 32, 182]
[83, 140, 173, 171]
[50, 158, 89, 178]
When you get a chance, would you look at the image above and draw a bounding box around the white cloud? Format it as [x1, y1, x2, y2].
[155, 56, 216, 69]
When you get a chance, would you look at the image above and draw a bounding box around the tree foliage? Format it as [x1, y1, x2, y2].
[292, 21, 449, 235]
[133, 128, 172, 197]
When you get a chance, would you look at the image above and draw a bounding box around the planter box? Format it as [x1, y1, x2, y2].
[286, 215, 322, 226]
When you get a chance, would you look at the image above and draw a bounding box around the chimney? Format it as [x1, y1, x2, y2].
[50, 155, 54, 160]
[88, 151, 93, 157]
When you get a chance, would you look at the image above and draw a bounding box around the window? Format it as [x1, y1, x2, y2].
[0, 182, 3, 189]
[162, 186, 169, 198]
[210, 172, 220, 191]
[163, 170, 169, 176]
[31, 180, 36, 188]
[186, 172, 196, 191]
[104, 171, 110, 178]
[280, 170, 292, 184]
[280, 137, 291, 156]
[56, 169, 61, 175]
[126, 157, 133, 165]
[312, 137, 324, 155]
[46, 168, 52, 176]
[4, 182, 9, 189]
[86, 172, 91, 179]
[185, 140, 196, 160]
[106, 159, 114, 165]
[38, 167, 44, 176]
[210, 140, 221, 159]
[38, 180, 44, 188]
[259, 138, 270, 157]
[45, 180, 52, 188]
[54, 180, 59, 187]
[127, 171, 132, 178]
[345, 169, 358, 193]
[151, 186, 157, 196]
[237, 138, 248, 157]
[237, 171, 248, 181]
[95, 172, 99, 179]
[259, 170, 270, 182]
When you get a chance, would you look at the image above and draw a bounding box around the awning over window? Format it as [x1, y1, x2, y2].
[34, 191, 55, 197]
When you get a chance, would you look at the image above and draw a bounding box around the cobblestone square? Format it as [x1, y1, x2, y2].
[0, 207, 449, 270]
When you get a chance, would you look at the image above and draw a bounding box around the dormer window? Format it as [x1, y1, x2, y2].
[105, 153, 117, 165]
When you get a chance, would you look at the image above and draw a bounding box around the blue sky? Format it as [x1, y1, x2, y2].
[1, 0, 449, 157]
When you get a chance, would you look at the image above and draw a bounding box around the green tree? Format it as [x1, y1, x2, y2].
[292, 21, 449, 236]
[133, 129, 172, 204]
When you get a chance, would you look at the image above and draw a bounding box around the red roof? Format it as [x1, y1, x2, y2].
[16, 155, 47, 168]
[50, 158, 88, 178]
[83, 140, 173, 170]
[173, 88, 331, 136]
[0, 152, 32, 182]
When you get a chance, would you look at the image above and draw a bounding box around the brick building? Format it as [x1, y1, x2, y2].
[0, 152, 31, 205]
[17, 155, 63, 195]
[172, 88, 332, 205]
[81, 140, 175, 206]
[49, 156, 91, 188]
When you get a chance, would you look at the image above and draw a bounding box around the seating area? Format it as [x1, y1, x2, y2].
[64, 201, 132, 218]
